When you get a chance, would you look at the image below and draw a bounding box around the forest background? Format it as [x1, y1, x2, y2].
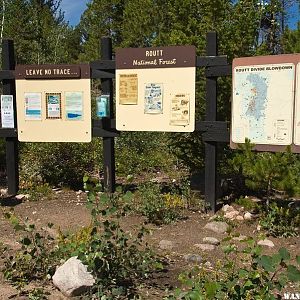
[0, 0, 300, 195]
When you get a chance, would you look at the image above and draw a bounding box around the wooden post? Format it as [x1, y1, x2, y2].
[101, 37, 115, 193]
[205, 32, 218, 212]
[2, 40, 19, 195]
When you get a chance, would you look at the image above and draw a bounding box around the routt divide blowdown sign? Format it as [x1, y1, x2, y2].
[231, 54, 300, 153]
[116, 45, 196, 132]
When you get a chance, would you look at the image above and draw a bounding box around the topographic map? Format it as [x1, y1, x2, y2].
[294, 63, 300, 146]
[232, 63, 295, 145]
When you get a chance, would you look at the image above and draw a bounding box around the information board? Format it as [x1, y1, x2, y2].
[116, 46, 196, 132]
[231, 54, 300, 152]
[15, 64, 91, 142]
[294, 63, 300, 147]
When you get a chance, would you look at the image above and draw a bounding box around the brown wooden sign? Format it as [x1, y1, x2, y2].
[15, 64, 90, 79]
[116, 46, 196, 69]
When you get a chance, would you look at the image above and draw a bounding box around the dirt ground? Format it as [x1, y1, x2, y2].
[0, 189, 299, 299]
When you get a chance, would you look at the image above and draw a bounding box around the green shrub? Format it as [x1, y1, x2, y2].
[77, 176, 161, 298]
[115, 132, 177, 176]
[1, 211, 58, 287]
[230, 140, 300, 197]
[19, 182, 53, 201]
[234, 196, 259, 212]
[137, 182, 183, 225]
[19, 140, 102, 189]
[167, 237, 300, 299]
[259, 202, 300, 238]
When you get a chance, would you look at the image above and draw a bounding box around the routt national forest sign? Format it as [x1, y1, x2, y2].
[115, 45, 196, 132]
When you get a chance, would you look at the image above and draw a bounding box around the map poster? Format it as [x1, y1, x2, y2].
[1, 95, 14, 128]
[170, 93, 190, 126]
[65, 92, 83, 120]
[25, 92, 42, 120]
[232, 63, 295, 146]
[294, 63, 300, 146]
[119, 74, 138, 105]
[144, 83, 163, 114]
[46, 93, 61, 119]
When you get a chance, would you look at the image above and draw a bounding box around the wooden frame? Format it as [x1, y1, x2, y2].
[0, 34, 230, 212]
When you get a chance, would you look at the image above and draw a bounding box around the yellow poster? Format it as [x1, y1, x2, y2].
[170, 93, 190, 126]
[119, 74, 138, 105]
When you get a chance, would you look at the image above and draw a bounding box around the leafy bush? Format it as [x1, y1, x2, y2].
[1, 211, 58, 287]
[234, 196, 259, 212]
[259, 202, 300, 237]
[167, 237, 300, 299]
[137, 182, 183, 225]
[19, 140, 102, 189]
[115, 132, 177, 176]
[19, 182, 53, 201]
[77, 176, 161, 298]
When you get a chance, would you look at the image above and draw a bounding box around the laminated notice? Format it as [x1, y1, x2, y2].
[46, 93, 61, 119]
[144, 83, 163, 114]
[25, 92, 42, 120]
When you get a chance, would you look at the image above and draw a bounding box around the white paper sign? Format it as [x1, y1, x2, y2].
[25, 92, 42, 120]
[1, 95, 14, 128]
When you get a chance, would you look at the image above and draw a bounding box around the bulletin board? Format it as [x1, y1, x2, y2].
[15, 64, 91, 142]
[231, 54, 300, 153]
[115, 46, 196, 132]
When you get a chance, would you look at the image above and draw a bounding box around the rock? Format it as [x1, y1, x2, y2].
[258, 239, 275, 248]
[15, 194, 28, 200]
[204, 221, 229, 234]
[183, 254, 202, 263]
[203, 261, 212, 268]
[222, 204, 235, 213]
[239, 206, 245, 212]
[0, 188, 8, 196]
[250, 196, 262, 203]
[224, 210, 239, 220]
[159, 240, 174, 250]
[194, 243, 216, 251]
[236, 215, 244, 221]
[52, 257, 95, 297]
[233, 235, 247, 241]
[202, 237, 220, 245]
[244, 212, 253, 220]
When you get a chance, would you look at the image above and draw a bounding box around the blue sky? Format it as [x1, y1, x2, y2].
[60, 0, 90, 27]
[60, 0, 299, 29]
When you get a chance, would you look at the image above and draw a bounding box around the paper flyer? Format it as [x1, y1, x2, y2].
[144, 83, 163, 114]
[46, 93, 61, 119]
[1, 95, 14, 128]
[65, 92, 83, 120]
[170, 93, 190, 126]
[119, 74, 138, 104]
[25, 92, 42, 120]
